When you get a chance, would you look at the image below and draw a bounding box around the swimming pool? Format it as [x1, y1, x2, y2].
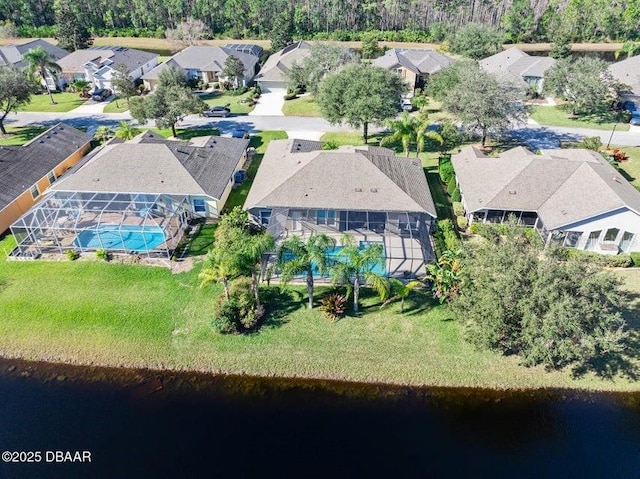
[284, 241, 386, 277]
[74, 225, 166, 252]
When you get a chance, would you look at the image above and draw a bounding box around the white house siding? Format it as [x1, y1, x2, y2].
[554, 207, 640, 253]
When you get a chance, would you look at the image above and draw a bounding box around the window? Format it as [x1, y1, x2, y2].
[585, 230, 602, 251]
[30, 184, 40, 200]
[47, 171, 57, 185]
[564, 231, 583, 248]
[604, 228, 620, 242]
[316, 209, 335, 226]
[259, 210, 271, 226]
[620, 232, 635, 253]
[192, 199, 207, 214]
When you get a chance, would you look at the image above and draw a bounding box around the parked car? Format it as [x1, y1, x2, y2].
[401, 98, 414, 112]
[231, 128, 249, 139]
[91, 88, 112, 101]
[622, 100, 637, 112]
[203, 106, 231, 117]
[630, 114, 640, 126]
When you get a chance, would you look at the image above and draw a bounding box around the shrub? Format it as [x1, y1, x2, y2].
[453, 202, 465, 217]
[322, 140, 339, 150]
[439, 161, 455, 184]
[65, 250, 80, 261]
[561, 249, 634, 268]
[284, 92, 298, 101]
[319, 293, 348, 321]
[469, 222, 481, 234]
[456, 216, 468, 230]
[631, 252, 640, 266]
[212, 277, 261, 334]
[446, 176, 457, 196]
[212, 82, 220, 90]
[95, 249, 110, 261]
[434, 219, 460, 254]
[451, 187, 461, 202]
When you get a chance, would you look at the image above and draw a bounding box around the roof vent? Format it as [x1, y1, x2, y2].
[370, 188, 378, 193]
[561, 209, 567, 215]
[508, 190, 517, 195]
[355, 188, 363, 192]
[93, 178, 100, 182]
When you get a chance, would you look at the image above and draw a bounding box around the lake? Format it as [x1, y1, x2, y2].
[0, 359, 638, 478]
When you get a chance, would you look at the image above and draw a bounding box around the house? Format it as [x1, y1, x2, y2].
[9, 131, 249, 259]
[0, 123, 91, 234]
[373, 48, 454, 91]
[244, 139, 437, 277]
[0, 39, 69, 90]
[480, 48, 556, 94]
[608, 55, 640, 99]
[56, 46, 159, 90]
[141, 44, 262, 91]
[452, 146, 640, 254]
[254, 41, 312, 92]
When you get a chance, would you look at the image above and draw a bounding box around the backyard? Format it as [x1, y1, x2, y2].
[17, 91, 87, 113]
[529, 105, 631, 131]
[0, 233, 637, 391]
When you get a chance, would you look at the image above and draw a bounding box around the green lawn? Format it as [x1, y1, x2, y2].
[103, 97, 132, 113]
[529, 105, 631, 131]
[282, 95, 322, 117]
[186, 223, 217, 256]
[0, 232, 637, 391]
[200, 90, 255, 115]
[224, 131, 288, 210]
[0, 126, 48, 146]
[18, 92, 87, 113]
[613, 146, 640, 190]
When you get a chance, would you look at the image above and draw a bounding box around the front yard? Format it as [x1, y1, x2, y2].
[200, 90, 255, 115]
[282, 95, 322, 117]
[103, 97, 132, 113]
[613, 146, 640, 190]
[17, 91, 87, 113]
[0, 126, 48, 146]
[529, 105, 631, 131]
[0, 233, 637, 391]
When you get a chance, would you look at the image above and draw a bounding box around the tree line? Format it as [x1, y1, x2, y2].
[1, 0, 640, 44]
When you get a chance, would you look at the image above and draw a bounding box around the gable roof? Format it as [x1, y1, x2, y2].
[0, 39, 69, 69]
[57, 46, 158, 74]
[244, 139, 435, 216]
[373, 48, 454, 75]
[52, 132, 248, 200]
[452, 146, 640, 229]
[141, 45, 259, 81]
[608, 55, 640, 95]
[480, 47, 556, 83]
[254, 41, 312, 83]
[0, 123, 91, 212]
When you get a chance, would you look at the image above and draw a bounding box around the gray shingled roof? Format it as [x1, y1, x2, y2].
[608, 55, 640, 95]
[0, 39, 69, 69]
[480, 47, 556, 83]
[254, 41, 312, 83]
[244, 139, 435, 216]
[57, 46, 158, 74]
[0, 123, 91, 212]
[452, 146, 640, 230]
[141, 45, 258, 81]
[52, 132, 247, 200]
[373, 48, 454, 75]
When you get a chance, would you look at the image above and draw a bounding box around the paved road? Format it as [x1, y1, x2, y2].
[5, 111, 640, 147]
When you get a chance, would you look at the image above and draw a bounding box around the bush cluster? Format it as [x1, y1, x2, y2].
[212, 278, 263, 334]
[319, 293, 348, 321]
[434, 219, 460, 255]
[65, 249, 80, 261]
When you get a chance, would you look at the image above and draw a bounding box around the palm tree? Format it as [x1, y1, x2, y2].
[416, 116, 443, 156]
[115, 121, 141, 140]
[93, 125, 113, 143]
[277, 234, 336, 309]
[381, 112, 420, 157]
[23, 46, 62, 105]
[199, 249, 236, 300]
[381, 278, 423, 312]
[330, 234, 389, 313]
[241, 232, 275, 310]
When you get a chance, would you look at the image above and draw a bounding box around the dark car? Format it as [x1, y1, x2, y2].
[231, 128, 249, 139]
[203, 106, 231, 117]
[622, 100, 637, 112]
[91, 88, 112, 101]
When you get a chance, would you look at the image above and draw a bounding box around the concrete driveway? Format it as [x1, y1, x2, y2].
[69, 95, 114, 115]
[250, 89, 285, 116]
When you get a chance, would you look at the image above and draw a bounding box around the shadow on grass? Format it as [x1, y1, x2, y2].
[186, 223, 217, 257]
[617, 166, 636, 184]
[571, 291, 640, 381]
[260, 286, 304, 330]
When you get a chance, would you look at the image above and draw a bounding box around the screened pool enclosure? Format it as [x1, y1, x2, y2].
[10, 191, 191, 258]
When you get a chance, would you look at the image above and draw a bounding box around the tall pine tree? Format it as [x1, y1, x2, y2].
[54, 0, 93, 52]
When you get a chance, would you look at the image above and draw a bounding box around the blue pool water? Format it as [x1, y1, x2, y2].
[74, 225, 166, 252]
[283, 241, 386, 277]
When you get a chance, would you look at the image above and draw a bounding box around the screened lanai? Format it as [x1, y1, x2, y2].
[10, 191, 191, 259]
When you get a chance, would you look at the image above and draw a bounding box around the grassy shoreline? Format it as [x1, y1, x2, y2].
[0, 234, 638, 392]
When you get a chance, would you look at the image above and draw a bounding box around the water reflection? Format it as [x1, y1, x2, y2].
[0, 359, 638, 478]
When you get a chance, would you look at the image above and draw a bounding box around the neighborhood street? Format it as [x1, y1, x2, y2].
[5, 110, 640, 147]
